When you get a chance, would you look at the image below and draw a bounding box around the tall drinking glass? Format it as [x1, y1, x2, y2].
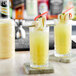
[0, 19, 15, 59]
[29, 26, 49, 68]
[54, 14, 72, 57]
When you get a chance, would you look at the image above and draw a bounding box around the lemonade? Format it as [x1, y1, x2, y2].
[30, 16, 49, 68]
[54, 14, 72, 57]
[0, 19, 15, 59]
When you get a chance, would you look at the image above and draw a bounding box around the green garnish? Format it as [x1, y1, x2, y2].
[62, 13, 65, 15]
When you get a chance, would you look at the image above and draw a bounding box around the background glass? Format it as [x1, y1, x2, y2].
[54, 18, 72, 57]
[0, 19, 15, 59]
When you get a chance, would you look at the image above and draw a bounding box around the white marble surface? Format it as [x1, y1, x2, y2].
[0, 50, 76, 76]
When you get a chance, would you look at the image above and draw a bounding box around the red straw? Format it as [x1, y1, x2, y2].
[34, 11, 48, 21]
[69, 13, 72, 18]
[63, 6, 74, 13]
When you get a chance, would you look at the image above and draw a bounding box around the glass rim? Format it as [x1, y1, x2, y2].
[0, 19, 15, 27]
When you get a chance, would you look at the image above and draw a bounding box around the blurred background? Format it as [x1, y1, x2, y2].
[0, 0, 76, 51]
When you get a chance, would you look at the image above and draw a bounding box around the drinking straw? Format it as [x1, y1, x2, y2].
[34, 11, 48, 21]
[63, 6, 74, 13]
[63, 6, 74, 19]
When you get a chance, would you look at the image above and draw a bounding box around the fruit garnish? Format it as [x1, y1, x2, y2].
[33, 11, 48, 31]
[62, 13, 65, 15]
[42, 16, 46, 27]
[33, 16, 46, 31]
[59, 13, 72, 21]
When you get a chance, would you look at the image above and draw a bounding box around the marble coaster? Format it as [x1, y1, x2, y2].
[24, 63, 54, 74]
[49, 54, 76, 63]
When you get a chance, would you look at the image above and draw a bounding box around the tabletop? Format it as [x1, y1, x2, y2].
[0, 49, 76, 76]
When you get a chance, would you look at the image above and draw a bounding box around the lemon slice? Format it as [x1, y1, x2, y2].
[33, 16, 46, 31]
[59, 13, 69, 21]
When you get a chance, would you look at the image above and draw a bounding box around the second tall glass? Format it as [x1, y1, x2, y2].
[54, 14, 72, 57]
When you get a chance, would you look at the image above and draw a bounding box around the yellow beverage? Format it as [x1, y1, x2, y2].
[0, 19, 15, 59]
[54, 14, 71, 57]
[54, 22, 71, 54]
[30, 27, 49, 68]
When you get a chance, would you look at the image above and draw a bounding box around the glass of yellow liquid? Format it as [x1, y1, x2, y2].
[54, 13, 72, 57]
[0, 19, 15, 59]
[29, 17, 49, 68]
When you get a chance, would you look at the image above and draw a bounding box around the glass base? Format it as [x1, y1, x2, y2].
[54, 51, 71, 57]
[30, 62, 49, 69]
